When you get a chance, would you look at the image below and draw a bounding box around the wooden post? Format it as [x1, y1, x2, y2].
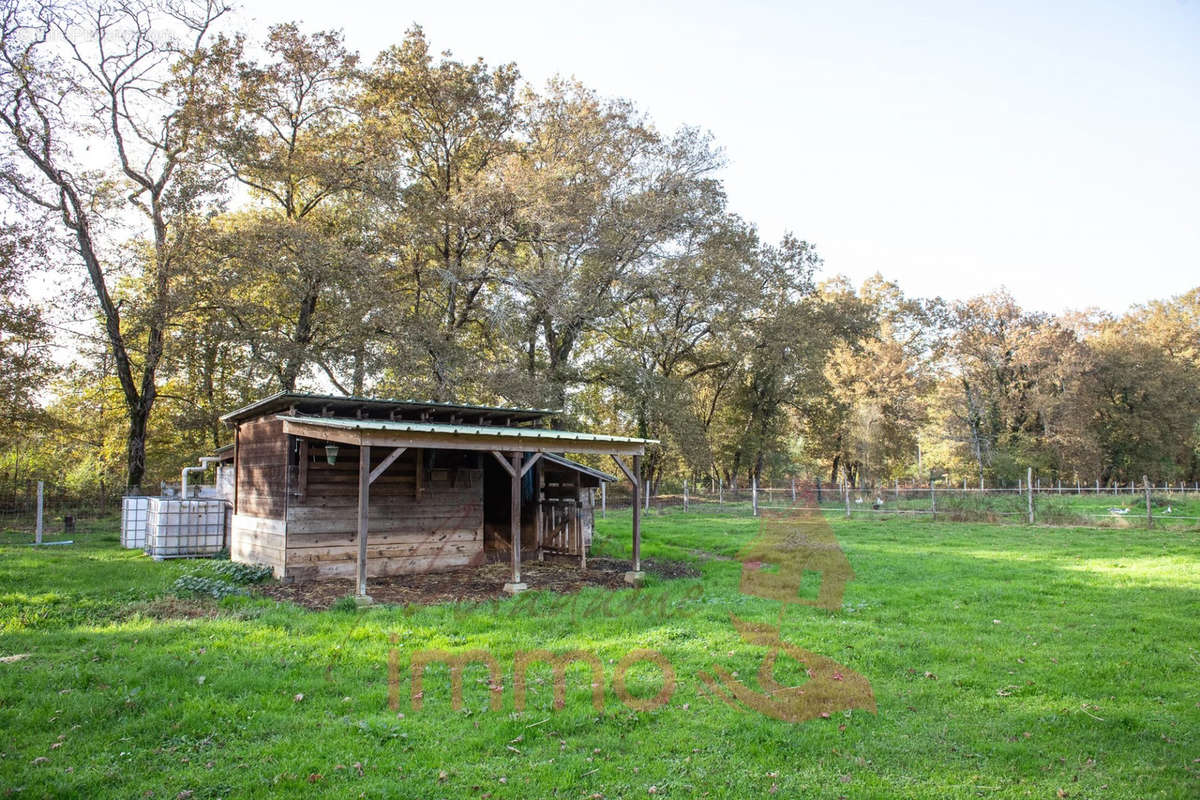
[683, 479, 689, 512]
[1143, 475, 1152, 529]
[575, 471, 585, 569]
[600, 481, 606, 519]
[536, 459, 545, 561]
[508, 452, 523, 591]
[843, 474, 851, 519]
[1027, 467, 1034, 524]
[35, 480, 43, 546]
[631, 454, 642, 578]
[791, 477, 796, 504]
[894, 478, 899, 500]
[718, 476, 723, 505]
[356, 445, 371, 601]
[930, 479, 936, 519]
[751, 474, 758, 516]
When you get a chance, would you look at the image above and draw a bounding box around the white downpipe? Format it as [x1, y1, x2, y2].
[181, 456, 221, 499]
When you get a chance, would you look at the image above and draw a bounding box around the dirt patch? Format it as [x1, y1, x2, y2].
[255, 554, 699, 611]
[123, 596, 221, 620]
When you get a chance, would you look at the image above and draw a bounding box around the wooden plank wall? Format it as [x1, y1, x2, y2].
[231, 417, 289, 574]
[284, 445, 484, 580]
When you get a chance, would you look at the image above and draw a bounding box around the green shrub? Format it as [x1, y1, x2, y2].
[171, 575, 249, 600]
[207, 560, 273, 584]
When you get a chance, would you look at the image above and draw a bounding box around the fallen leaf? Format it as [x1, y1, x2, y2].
[293, 693, 304, 703]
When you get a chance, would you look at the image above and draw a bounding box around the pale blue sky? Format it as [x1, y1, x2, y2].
[247, 0, 1200, 313]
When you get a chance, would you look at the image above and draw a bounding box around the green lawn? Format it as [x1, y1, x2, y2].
[1, 511, 1198, 798]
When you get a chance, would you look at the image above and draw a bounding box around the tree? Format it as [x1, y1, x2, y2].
[213, 22, 371, 391]
[0, 0, 237, 489]
[0, 223, 53, 439]
[362, 27, 521, 400]
[804, 276, 943, 485]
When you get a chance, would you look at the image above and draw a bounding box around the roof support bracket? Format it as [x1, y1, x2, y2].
[611, 455, 637, 485]
[519, 452, 543, 478]
[369, 446, 407, 485]
[491, 450, 518, 478]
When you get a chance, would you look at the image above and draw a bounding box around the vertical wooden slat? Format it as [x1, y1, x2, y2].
[356, 444, 371, 598]
[415, 448, 423, 500]
[297, 440, 308, 504]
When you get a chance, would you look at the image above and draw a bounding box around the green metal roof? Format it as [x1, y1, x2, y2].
[221, 391, 559, 425]
[542, 453, 618, 483]
[276, 414, 657, 446]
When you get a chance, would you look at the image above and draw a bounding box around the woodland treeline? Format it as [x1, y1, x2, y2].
[1, 1, 1198, 497]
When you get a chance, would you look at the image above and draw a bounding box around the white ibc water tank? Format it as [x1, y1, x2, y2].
[121, 497, 150, 549]
[145, 497, 226, 559]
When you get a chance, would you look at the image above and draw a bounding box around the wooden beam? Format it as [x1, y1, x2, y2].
[232, 425, 240, 514]
[369, 446, 407, 485]
[519, 452, 543, 478]
[576, 471, 586, 569]
[491, 450, 518, 477]
[510, 452, 522, 585]
[631, 454, 642, 573]
[535, 458, 544, 562]
[356, 444, 371, 598]
[279, 418, 646, 456]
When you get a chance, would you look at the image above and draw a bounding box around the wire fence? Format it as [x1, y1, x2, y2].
[599, 478, 1200, 531]
[0, 478, 122, 536]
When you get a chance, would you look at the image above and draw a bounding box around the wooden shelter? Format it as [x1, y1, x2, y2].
[220, 393, 652, 597]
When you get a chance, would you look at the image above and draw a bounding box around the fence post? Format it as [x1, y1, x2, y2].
[1143, 476, 1152, 529]
[791, 477, 796, 504]
[816, 478, 822, 504]
[601, 482, 606, 519]
[844, 475, 851, 519]
[751, 474, 758, 516]
[718, 476, 723, 505]
[35, 480, 44, 545]
[1027, 467, 1034, 524]
[930, 480, 936, 519]
[683, 479, 689, 512]
[894, 478, 899, 500]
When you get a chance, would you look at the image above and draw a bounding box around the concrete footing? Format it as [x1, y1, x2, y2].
[623, 571, 646, 585]
[354, 594, 374, 607]
[502, 582, 528, 594]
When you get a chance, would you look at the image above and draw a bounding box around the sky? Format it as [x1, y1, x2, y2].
[243, 0, 1200, 314]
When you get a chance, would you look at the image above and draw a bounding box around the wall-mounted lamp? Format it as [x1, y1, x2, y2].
[325, 443, 339, 465]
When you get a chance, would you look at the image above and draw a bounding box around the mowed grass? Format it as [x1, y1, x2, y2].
[0, 511, 1198, 798]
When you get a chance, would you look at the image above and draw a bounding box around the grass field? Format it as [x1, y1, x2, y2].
[1, 510, 1198, 798]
